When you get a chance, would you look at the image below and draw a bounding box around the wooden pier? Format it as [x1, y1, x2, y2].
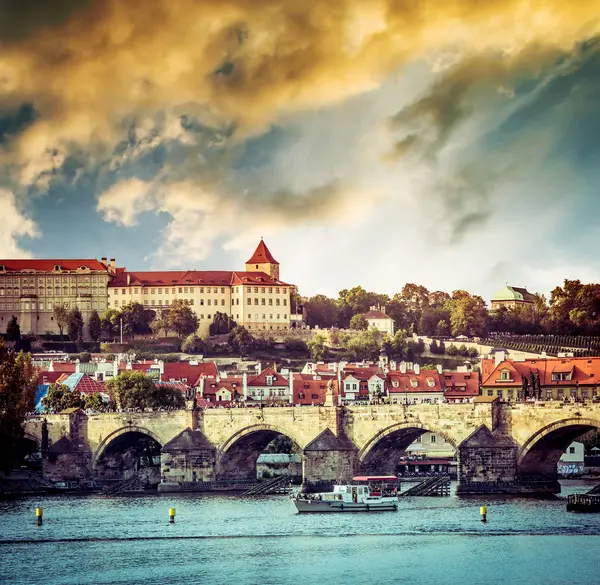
[399, 475, 451, 497]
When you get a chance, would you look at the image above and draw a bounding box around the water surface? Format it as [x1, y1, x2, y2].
[1, 481, 599, 585]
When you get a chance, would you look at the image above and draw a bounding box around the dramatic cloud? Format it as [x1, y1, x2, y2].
[1, 0, 600, 298]
[0, 189, 38, 257]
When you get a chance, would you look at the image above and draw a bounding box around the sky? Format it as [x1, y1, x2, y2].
[1, 0, 600, 301]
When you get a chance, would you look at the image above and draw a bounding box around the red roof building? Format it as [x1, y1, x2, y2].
[442, 371, 481, 402]
[292, 375, 338, 405]
[481, 356, 600, 401]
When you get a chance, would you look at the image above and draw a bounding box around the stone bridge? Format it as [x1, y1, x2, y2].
[24, 401, 600, 494]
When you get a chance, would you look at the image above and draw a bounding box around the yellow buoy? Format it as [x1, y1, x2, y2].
[36, 507, 43, 526]
[169, 508, 176, 523]
[480, 505, 487, 522]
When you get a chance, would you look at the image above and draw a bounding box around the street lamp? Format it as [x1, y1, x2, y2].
[119, 318, 123, 344]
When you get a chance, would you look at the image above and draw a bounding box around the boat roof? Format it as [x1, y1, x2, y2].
[352, 476, 398, 481]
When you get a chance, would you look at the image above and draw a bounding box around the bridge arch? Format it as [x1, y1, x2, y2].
[93, 426, 164, 467]
[217, 424, 302, 482]
[517, 417, 600, 481]
[357, 421, 458, 476]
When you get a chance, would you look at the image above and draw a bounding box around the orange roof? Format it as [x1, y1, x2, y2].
[0, 259, 109, 272]
[481, 357, 600, 387]
[343, 367, 384, 381]
[203, 377, 243, 396]
[246, 239, 279, 265]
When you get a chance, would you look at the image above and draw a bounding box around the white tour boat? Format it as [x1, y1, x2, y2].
[292, 476, 399, 513]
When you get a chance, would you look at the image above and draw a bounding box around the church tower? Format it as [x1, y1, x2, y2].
[246, 238, 280, 280]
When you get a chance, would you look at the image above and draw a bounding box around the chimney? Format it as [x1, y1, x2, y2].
[127, 273, 131, 285]
[109, 258, 116, 273]
[256, 362, 262, 374]
[436, 364, 443, 374]
[198, 377, 205, 398]
[414, 364, 420, 375]
[399, 362, 407, 374]
[494, 350, 505, 368]
[289, 371, 294, 401]
[75, 358, 81, 374]
[243, 372, 248, 398]
[390, 360, 397, 371]
[101, 257, 107, 265]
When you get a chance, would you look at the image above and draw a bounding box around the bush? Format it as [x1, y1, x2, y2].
[181, 334, 207, 355]
[468, 347, 479, 358]
[446, 345, 459, 356]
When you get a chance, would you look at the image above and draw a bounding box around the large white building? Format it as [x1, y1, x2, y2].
[107, 240, 294, 336]
[364, 306, 395, 336]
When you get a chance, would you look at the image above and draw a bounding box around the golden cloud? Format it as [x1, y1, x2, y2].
[1, 0, 599, 166]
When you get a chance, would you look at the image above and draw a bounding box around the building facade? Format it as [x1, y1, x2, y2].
[490, 285, 535, 311]
[107, 240, 292, 336]
[364, 306, 395, 336]
[0, 259, 113, 338]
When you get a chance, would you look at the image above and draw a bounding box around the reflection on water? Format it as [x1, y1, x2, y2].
[1, 480, 599, 585]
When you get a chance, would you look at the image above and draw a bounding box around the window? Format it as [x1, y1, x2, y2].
[114, 289, 118, 295]
[200, 299, 204, 305]
[172, 288, 176, 294]
[248, 314, 251, 320]
[487, 389, 494, 396]
[179, 287, 183, 293]
[115, 300, 119, 307]
[430, 435, 437, 443]
[247, 298, 251, 305]
[134, 288, 139, 294]
[268, 287, 272, 293]
[151, 289, 155, 294]
[276, 299, 280, 306]
[212, 287, 217, 293]
[500, 369, 510, 381]
[276, 288, 280, 294]
[221, 299, 225, 306]
[122, 289, 126, 294]
[254, 298, 258, 305]
[283, 299, 287, 306]
[269, 299, 273, 305]
[266, 376, 273, 386]
[165, 300, 170, 305]
[158, 288, 162, 294]
[208, 299, 211, 306]
[254, 287, 258, 293]
[261, 298, 265, 305]
[221, 287, 225, 294]
[207, 314, 211, 319]
[144, 300, 148, 305]
[311, 394, 319, 400]
[569, 446, 576, 454]
[184, 287, 189, 293]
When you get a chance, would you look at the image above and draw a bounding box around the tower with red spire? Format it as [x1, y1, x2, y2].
[245, 238, 280, 280]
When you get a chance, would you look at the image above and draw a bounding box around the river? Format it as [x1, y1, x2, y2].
[1, 481, 599, 585]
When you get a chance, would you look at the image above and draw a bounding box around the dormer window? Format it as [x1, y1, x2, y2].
[182, 378, 188, 383]
[410, 379, 418, 388]
[427, 378, 435, 388]
[255, 264, 259, 269]
[266, 376, 273, 386]
[0, 265, 5, 272]
[500, 369, 511, 380]
[54, 264, 61, 271]
[79, 265, 87, 270]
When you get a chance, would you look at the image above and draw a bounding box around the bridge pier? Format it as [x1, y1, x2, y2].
[301, 429, 357, 493]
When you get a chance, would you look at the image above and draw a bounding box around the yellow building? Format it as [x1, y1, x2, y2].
[107, 240, 293, 336]
[0, 258, 113, 337]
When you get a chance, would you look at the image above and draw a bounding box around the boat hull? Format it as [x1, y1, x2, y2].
[292, 498, 398, 513]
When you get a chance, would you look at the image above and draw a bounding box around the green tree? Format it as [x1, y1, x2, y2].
[307, 333, 328, 361]
[181, 334, 207, 354]
[150, 308, 170, 336]
[165, 299, 199, 337]
[209, 311, 236, 336]
[84, 393, 108, 412]
[344, 328, 382, 361]
[0, 340, 37, 472]
[337, 286, 389, 328]
[5, 316, 20, 342]
[42, 383, 85, 413]
[67, 307, 84, 342]
[227, 325, 255, 355]
[119, 302, 155, 338]
[101, 308, 120, 338]
[106, 371, 184, 410]
[53, 304, 69, 340]
[349, 314, 368, 330]
[447, 291, 488, 337]
[88, 310, 102, 342]
[304, 294, 339, 329]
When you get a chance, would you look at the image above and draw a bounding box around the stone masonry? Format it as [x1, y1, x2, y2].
[24, 402, 600, 494]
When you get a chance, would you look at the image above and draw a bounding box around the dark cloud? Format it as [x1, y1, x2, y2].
[0, 0, 89, 41]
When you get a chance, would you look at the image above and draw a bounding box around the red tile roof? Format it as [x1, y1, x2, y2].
[247, 367, 289, 387]
[203, 377, 243, 398]
[49, 363, 76, 374]
[364, 309, 391, 320]
[443, 372, 480, 399]
[109, 269, 289, 287]
[72, 374, 106, 395]
[388, 370, 444, 393]
[343, 367, 384, 381]
[246, 239, 279, 265]
[38, 371, 63, 385]
[0, 259, 108, 272]
[162, 362, 218, 385]
[481, 357, 600, 387]
[293, 375, 338, 405]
